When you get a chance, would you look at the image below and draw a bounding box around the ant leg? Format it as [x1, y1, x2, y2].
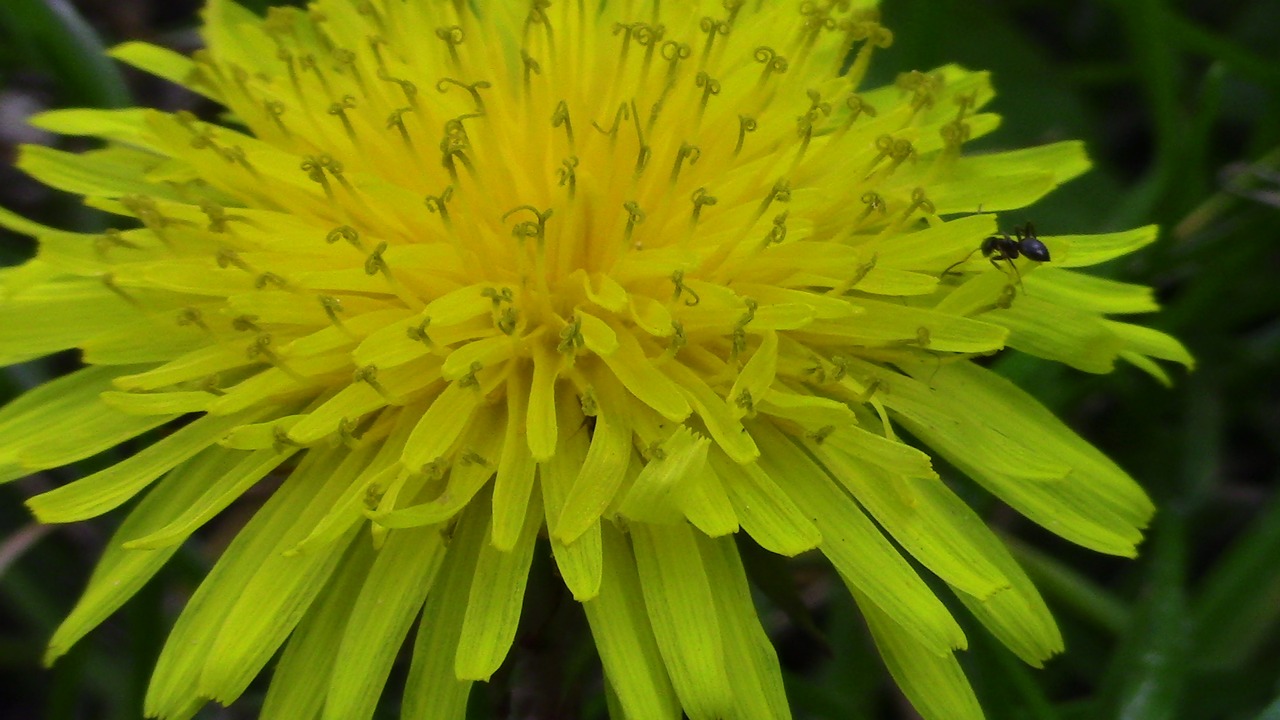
[942, 247, 981, 276]
[1005, 257, 1025, 291]
[986, 255, 1026, 291]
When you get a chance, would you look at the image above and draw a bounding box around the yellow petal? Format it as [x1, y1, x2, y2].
[324, 524, 446, 719]
[30, 108, 163, 152]
[698, 534, 794, 720]
[1051, 225, 1158, 267]
[802, 298, 1009, 354]
[815, 442, 1009, 600]
[619, 427, 709, 525]
[109, 42, 215, 98]
[709, 449, 820, 557]
[599, 324, 691, 421]
[1024, 267, 1159, 315]
[993, 295, 1123, 374]
[27, 409, 264, 522]
[541, 391, 602, 600]
[583, 524, 681, 720]
[374, 406, 504, 528]
[663, 361, 759, 463]
[288, 411, 415, 556]
[673, 461, 739, 538]
[631, 522, 734, 720]
[45, 448, 233, 661]
[577, 309, 620, 354]
[526, 339, 562, 460]
[124, 447, 295, 549]
[557, 389, 632, 543]
[758, 426, 967, 654]
[198, 446, 376, 704]
[456, 490, 542, 680]
[727, 329, 778, 420]
[491, 374, 538, 551]
[929, 141, 1091, 214]
[854, 588, 984, 720]
[145, 444, 360, 716]
[17, 145, 180, 200]
[401, 506, 485, 720]
[0, 278, 182, 364]
[402, 381, 480, 470]
[261, 540, 374, 720]
[887, 361, 1153, 556]
[1104, 319, 1195, 369]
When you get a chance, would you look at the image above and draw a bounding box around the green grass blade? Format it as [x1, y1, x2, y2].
[1191, 492, 1280, 670]
[1100, 516, 1191, 720]
[0, 0, 130, 108]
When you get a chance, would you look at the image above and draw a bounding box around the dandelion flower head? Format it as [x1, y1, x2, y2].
[0, 0, 1192, 718]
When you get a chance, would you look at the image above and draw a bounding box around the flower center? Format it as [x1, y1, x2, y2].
[199, 2, 917, 360]
[95, 1, 994, 484]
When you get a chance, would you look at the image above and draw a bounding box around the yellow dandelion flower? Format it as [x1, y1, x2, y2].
[0, 0, 1193, 718]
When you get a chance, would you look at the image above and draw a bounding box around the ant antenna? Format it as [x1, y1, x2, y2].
[942, 247, 980, 276]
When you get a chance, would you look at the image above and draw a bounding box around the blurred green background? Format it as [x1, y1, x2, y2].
[1, 0, 1277, 718]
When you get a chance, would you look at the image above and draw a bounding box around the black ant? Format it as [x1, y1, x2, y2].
[943, 221, 1051, 288]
